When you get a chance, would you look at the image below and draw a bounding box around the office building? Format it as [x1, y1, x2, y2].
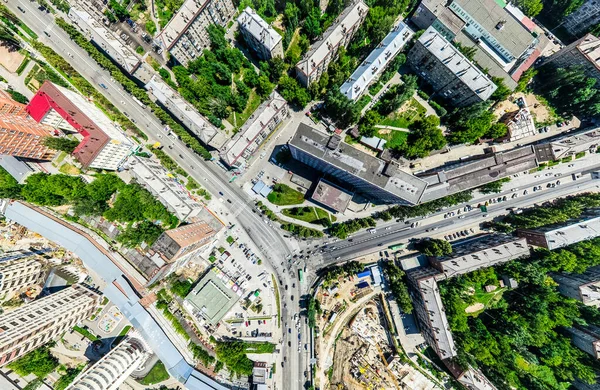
[156, 0, 236, 66]
[542, 34, 600, 84]
[562, 0, 600, 38]
[128, 156, 203, 221]
[68, 7, 141, 74]
[411, 0, 545, 88]
[0, 90, 27, 117]
[552, 266, 600, 307]
[295, 1, 369, 86]
[145, 75, 228, 149]
[26, 82, 134, 171]
[219, 91, 289, 171]
[151, 221, 216, 262]
[429, 235, 530, 278]
[311, 179, 353, 214]
[288, 123, 428, 205]
[0, 284, 100, 366]
[238, 7, 283, 60]
[565, 325, 600, 359]
[0, 113, 55, 160]
[517, 209, 600, 250]
[340, 22, 414, 101]
[0, 249, 48, 298]
[408, 26, 497, 106]
[68, 334, 151, 390]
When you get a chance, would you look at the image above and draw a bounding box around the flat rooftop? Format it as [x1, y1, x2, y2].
[156, 0, 208, 50]
[290, 123, 427, 204]
[185, 268, 240, 326]
[311, 179, 353, 213]
[521, 209, 600, 250]
[237, 7, 281, 51]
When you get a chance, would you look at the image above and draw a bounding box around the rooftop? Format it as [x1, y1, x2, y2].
[417, 27, 497, 101]
[0, 156, 33, 184]
[237, 7, 282, 51]
[340, 22, 414, 101]
[520, 209, 600, 250]
[289, 123, 428, 204]
[146, 75, 227, 148]
[163, 221, 215, 247]
[502, 107, 536, 141]
[310, 179, 353, 213]
[296, 1, 369, 78]
[156, 0, 209, 50]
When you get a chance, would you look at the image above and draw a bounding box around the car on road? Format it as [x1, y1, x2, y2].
[44, 31, 50, 37]
[218, 191, 224, 196]
[99, 83, 108, 89]
[17, 6, 25, 12]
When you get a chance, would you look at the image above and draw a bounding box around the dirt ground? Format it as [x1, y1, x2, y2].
[464, 302, 484, 313]
[493, 92, 553, 123]
[0, 46, 25, 73]
[330, 332, 365, 388]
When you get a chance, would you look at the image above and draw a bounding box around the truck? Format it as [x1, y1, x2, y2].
[298, 269, 304, 283]
[132, 96, 147, 109]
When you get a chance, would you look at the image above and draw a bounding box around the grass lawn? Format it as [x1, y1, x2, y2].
[272, 274, 281, 328]
[139, 361, 170, 385]
[118, 325, 131, 337]
[228, 90, 262, 130]
[55, 151, 67, 165]
[267, 184, 304, 206]
[282, 206, 336, 224]
[73, 326, 98, 341]
[286, 28, 302, 59]
[379, 97, 427, 129]
[59, 163, 81, 175]
[376, 129, 408, 149]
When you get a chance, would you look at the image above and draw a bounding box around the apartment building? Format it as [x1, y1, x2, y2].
[238, 7, 283, 60]
[151, 221, 216, 262]
[26, 82, 135, 170]
[543, 34, 600, 84]
[156, 0, 236, 66]
[534, 126, 600, 162]
[295, 1, 369, 86]
[0, 90, 28, 117]
[68, 334, 151, 390]
[517, 209, 600, 250]
[288, 123, 428, 205]
[0, 249, 48, 298]
[565, 325, 600, 359]
[340, 22, 414, 101]
[562, 0, 600, 38]
[0, 284, 100, 366]
[0, 112, 55, 160]
[552, 266, 600, 306]
[408, 26, 497, 106]
[219, 91, 289, 171]
[128, 155, 203, 221]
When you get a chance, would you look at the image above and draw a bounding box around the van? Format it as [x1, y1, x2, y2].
[367, 228, 377, 234]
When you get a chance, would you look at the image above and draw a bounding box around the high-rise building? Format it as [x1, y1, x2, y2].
[562, 0, 600, 38]
[151, 221, 216, 262]
[0, 284, 100, 366]
[0, 90, 28, 117]
[156, 0, 236, 66]
[542, 34, 600, 84]
[26, 82, 135, 171]
[238, 7, 283, 60]
[68, 334, 151, 390]
[0, 249, 48, 298]
[0, 112, 55, 160]
[295, 1, 369, 86]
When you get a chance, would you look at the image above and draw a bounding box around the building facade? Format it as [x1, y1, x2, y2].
[238, 7, 283, 60]
[295, 1, 369, 86]
[0, 284, 100, 366]
[552, 266, 600, 306]
[151, 221, 216, 262]
[0, 112, 55, 160]
[562, 0, 600, 38]
[408, 27, 497, 106]
[26, 82, 134, 170]
[156, 0, 236, 66]
[565, 325, 600, 359]
[0, 90, 28, 117]
[219, 91, 289, 171]
[68, 334, 150, 390]
[0, 250, 48, 298]
[543, 34, 600, 84]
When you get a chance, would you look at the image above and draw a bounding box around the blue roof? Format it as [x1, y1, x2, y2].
[259, 184, 272, 198]
[357, 270, 371, 279]
[357, 281, 370, 289]
[252, 180, 266, 194]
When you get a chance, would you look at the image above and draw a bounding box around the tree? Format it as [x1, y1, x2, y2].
[486, 122, 508, 139]
[108, 0, 129, 21]
[284, 2, 300, 31]
[384, 262, 413, 313]
[376, 75, 417, 116]
[7, 345, 59, 378]
[491, 77, 511, 101]
[0, 166, 22, 199]
[478, 177, 510, 194]
[277, 75, 310, 107]
[324, 89, 360, 128]
[207, 24, 228, 51]
[42, 137, 79, 153]
[401, 115, 446, 158]
[513, 0, 543, 16]
[171, 279, 193, 298]
[255, 74, 275, 98]
[447, 103, 496, 144]
[358, 110, 381, 137]
[415, 238, 452, 257]
[304, 7, 322, 40]
[116, 221, 164, 247]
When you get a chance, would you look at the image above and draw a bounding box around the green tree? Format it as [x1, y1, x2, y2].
[0, 166, 23, 199]
[479, 177, 510, 194]
[491, 77, 511, 101]
[324, 89, 360, 128]
[358, 110, 381, 137]
[116, 221, 164, 247]
[376, 74, 418, 116]
[401, 115, 446, 158]
[415, 238, 452, 257]
[384, 262, 413, 313]
[486, 122, 508, 139]
[42, 137, 80, 153]
[108, 0, 129, 20]
[513, 0, 544, 16]
[7, 345, 59, 378]
[304, 7, 322, 40]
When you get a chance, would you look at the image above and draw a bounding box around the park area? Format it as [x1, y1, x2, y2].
[378, 97, 427, 129]
[138, 361, 170, 385]
[282, 206, 336, 225]
[267, 184, 304, 206]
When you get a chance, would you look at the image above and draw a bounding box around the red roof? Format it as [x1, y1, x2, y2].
[511, 48, 541, 81]
[26, 82, 109, 167]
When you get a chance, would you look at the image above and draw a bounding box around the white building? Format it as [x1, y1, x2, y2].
[518, 210, 600, 250]
[219, 91, 289, 171]
[0, 249, 48, 298]
[156, 0, 236, 66]
[238, 7, 283, 60]
[145, 75, 228, 149]
[340, 22, 414, 101]
[128, 155, 203, 221]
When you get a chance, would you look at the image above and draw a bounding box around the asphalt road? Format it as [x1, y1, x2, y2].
[9, 2, 307, 389]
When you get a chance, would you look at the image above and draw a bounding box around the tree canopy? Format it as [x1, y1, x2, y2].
[415, 238, 453, 257]
[43, 137, 80, 153]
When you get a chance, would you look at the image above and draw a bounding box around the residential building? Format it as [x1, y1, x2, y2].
[500, 107, 536, 142]
[0, 249, 48, 298]
[562, 0, 600, 38]
[552, 266, 600, 306]
[68, 334, 151, 390]
[156, 0, 236, 66]
[534, 126, 600, 162]
[219, 91, 289, 171]
[288, 123, 428, 205]
[408, 26, 497, 106]
[542, 34, 600, 85]
[128, 156, 203, 221]
[68, 7, 141, 74]
[0, 90, 27, 117]
[565, 325, 600, 359]
[340, 22, 414, 101]
[151, 221, 216, 262]
[237, 7, 283, 60]
[0, 284, 100, 366]
[310, 179, 353, 214]
[26, 82, 135, 171]
[0, 113, 55, 160]
[411, 0, 545, 88]
[295, 1, 369, 86]
[145, 75, 228, 149]
[0, 155, 34, 183]
[517, 209, 600, 250]
[429, 235, 530, 278]
[444, 362, 498, 390]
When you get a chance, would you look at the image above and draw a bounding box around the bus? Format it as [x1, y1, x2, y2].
[388, 243, 405, 251]
[298, 269, 304, 283]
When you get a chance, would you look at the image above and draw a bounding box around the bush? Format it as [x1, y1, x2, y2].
[429, 100, 447, 117]
[7, 345, 59, 378]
